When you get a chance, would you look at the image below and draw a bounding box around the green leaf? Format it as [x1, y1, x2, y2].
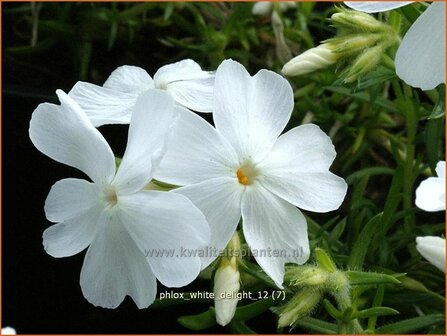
[315, 248, 337, 273]
[354, 306, 399, 319]
[346, 167, 394, 185]
[375, 314, 445, 334]
[367, 285, 385, 331]
[323, 86, 399, 113]
[323, 299, 343, 320]
[293, 316, 337, 334]
[347, 213, 382, 269]
[177, 308, 216, 330]
[346, 271, 401, 286]
[398, 3, 422, 24]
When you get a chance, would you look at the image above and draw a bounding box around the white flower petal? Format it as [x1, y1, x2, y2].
[175, 177, 243, 268]
[103, 65, 154, 93]
[258, 124, 347, 212]
[416, 236, 445, 272]
[395, 2, 446, 90]
[415, 177, 445, 212]
[167, 76, 214, 112]
[44, 178, 98, 222]
[213, 59, 294, 163]
[113, 90, 175, 194]
[154, 59, 211, 85]
[435, 161, 445, 179]
[80, 217, 157, 309]
[344, 2, 411, 13]
[68, 82, 139, 126]
[1, 327, 16, 335]
[118, 191, 210, 287]
[29, 90, 115, 184]
[43, 206, 103, 258]
[241, 185, 310, 288]
[155, 107, 239, 185]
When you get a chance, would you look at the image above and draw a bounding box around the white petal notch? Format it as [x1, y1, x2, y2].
[69, 59, 215, 126]
[30, 89, 210, 309]
[157, 59, 347, 287]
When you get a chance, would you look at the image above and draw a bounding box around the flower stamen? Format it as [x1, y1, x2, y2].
[237, 169, 250, 185]
[104, 188, 118, 207]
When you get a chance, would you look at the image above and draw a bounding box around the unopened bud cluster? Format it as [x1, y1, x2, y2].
[282, 8, 400, 83]
[276, 249, 352, 328]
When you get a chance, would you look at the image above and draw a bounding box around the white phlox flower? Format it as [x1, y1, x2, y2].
[415, 161, 445, 212]
[416, 236, 446, 273]
[68, 59, 215, 126]
[252, 2, 297, 16]
[1, 327, 16, 335]
[155, 59, 348, 287]
[344, 1, 445, 90]
[29, 89, 210, 308]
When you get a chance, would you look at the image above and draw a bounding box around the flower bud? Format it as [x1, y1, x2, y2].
[213, 257, 241, 326]
[329, 34, 381, 56]
[331, 9, 386, 33]
[343, 45, 383, 83]
[282, 43, 339, 76]
[285, 266, 330, 288]
[277, 289, 323, 328]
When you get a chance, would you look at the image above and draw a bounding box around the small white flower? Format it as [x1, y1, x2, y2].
[213, 257, 241, 326]
[252, 2, 296, 16]
[29, 89, 210, 308]
[344, 2, 446, 90]
[68, 59, 215, 126]
[415, 161, 445, 212]
[416, 236, 445, 273]
[1, 327, 16, 335]
[155, 59, 347, 287]
[282, 44, 339, 77]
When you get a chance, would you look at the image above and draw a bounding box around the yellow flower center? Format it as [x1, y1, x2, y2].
[236, 163, 259, 186]
[237, 169, 250, 185]
[104, 188, 118, 207]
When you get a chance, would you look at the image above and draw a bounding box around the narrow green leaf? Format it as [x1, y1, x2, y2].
[234, 298, 275, 321]
[323, 86, 399, 113]
[354, 306, 399, 319]
[346, 271, 401, 286]
[293, 316, 337, 334]
[367, 285, 384, 331]
[177, 308, 216, 330]
[346, 167, 394, 185]
[323, 299, 343, 320]
[347, 213, 382, 269]
[315, 248, 337, 273]
[375, 314, 444, 334]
